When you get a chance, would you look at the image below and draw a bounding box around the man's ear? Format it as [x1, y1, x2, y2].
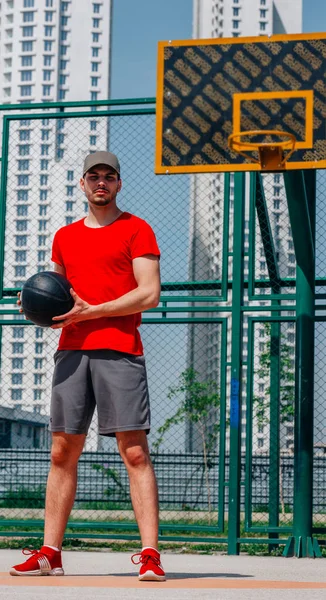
[80, 177, 85, 192]
[117, 179, 122, 193]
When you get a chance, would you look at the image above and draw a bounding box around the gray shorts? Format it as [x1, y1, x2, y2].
[49, 350, 151, 437]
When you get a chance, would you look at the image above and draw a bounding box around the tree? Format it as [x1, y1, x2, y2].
[153, 368, 220, 522]
[253, 322, 295, 516]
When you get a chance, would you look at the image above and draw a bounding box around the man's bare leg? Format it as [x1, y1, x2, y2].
[116, 430, 159, 549]
[43, 432, 86, 549]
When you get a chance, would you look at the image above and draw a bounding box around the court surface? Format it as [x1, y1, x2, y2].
[0, 549, 325, 600]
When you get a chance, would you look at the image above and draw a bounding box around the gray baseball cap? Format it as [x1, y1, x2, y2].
[83, 151, 120, 176]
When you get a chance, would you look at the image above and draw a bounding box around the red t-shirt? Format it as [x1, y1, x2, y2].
[51, 212, 160, 354]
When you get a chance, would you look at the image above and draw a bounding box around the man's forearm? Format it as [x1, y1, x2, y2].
[90, 286, 160, 319]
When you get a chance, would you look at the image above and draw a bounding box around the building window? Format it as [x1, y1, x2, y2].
[61, 1, 69, 10]
[22, 41, 34, 52]
[260, 9, 267, 18]
[15, 235, 27, 247]
[60, 59, 68, 70]
[20, 85, 32, 96]
[92, 47, 99, 57]
[38, 220, 48, 231]
[34, 358, 44, 368]
[233, 7, 240, 15]
[15, 250, 27, 262]
[38, 235, 47, 246]
[19, 145, 30, 156]
[17, 206, 28, 217]
[66, 186, 74, 196]
[13, 327, 25, 338]
[12, 343, 24, 354]
[44, 55, 52, 66]
[57, 149, 65, 159]
[288, 267, 295, 277]
[258, 439, 264, 448]
[22, 26, 34, 37]
[43, 70, 52, 81]
[91, 91, 98, 101]
[61, 30, 68, 41]
[19, 130, 30, 142]
[21, 55, 33, 66]
[38, 250, 46, 261]
[60, 45, 68, 56]
[41, 130, 50, 141]
[91, 62, 98, 72]
[90, 135, 97, 146]
[44, 25, 54, 37]
[61, 16, 69, 26]
[41, 145, 50, 155]
[39, 205, 48, 216]
[40, 174, 48, 185]
[34, 389, 43, 400]
[12, 358, 24, 369]
[35, 327, 43, 339]
[15, 266, 26, 278]
[65, 217, 74, 225]
[40, 191, 48, 202]
[90, 120, 97, 130]
[42, 85, 52, 96]
[66, 201, 73, 211]
[260, 21, 266, 31]
[46, 0, 53, 6]
[34, 374, 43, 385]
[45, 11, 53, 21]
[92, 33, 100, 42]
[11, 389, 23, 400]
[44, 41, 53, 51]
[12, 373, 23, 385]
[40, 159, 49, 170]
[67, 170, 74, 180]
[59, 89, 66, 100]
[93, 3, 101, 13]
[92, 18, 100, 28]
[59, 74, 67, 85]
[35, 343, 44, 354]
[232, 20, 239, 29]
[23, 11, 34, 22]
[16, 220, 27, 231]
[21, 71, 32, 82]
[91, 76, 99, 87]
[24, 0, 34, 6]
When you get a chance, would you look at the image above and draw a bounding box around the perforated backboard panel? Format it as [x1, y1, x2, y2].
[155, 33, 326, 173]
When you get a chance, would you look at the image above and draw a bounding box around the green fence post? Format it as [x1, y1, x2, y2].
[254, 174, 281, 548]
[282, 170, 321, 558]
[228, 172, 245, 555]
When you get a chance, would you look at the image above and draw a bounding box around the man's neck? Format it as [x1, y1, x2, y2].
[85, 206, 123, 228]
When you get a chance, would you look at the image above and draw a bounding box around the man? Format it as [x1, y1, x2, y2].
[10, 151, 165, 582]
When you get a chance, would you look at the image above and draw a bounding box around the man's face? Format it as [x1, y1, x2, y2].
[80, 164, 122, 207]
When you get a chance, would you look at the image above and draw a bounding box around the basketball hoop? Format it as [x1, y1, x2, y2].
[228, 130, 297, 171]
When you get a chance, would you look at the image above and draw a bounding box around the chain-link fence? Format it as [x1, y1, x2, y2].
[0, 100, 325, 552]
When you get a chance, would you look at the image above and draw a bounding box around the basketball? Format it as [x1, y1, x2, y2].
[20, 271, 74, 327]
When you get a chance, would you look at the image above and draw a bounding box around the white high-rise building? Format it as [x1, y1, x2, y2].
[0, 0, 112, 445]
[187, 0, 302, 452]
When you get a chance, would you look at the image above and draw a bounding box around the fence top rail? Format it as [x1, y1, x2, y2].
[0, 97, 156, 112]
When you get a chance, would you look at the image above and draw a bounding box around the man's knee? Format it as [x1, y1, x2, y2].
[116, 431, 151, 469]
[50, 433, 85, 466]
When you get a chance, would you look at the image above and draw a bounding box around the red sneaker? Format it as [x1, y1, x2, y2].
[131, 547, 166, 581]
[10, 546, 64, 576]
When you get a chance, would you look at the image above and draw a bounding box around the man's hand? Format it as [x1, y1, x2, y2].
[51, 289, 99, 329]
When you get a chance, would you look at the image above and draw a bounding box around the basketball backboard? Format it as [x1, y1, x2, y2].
[155, 33, 326, 173]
